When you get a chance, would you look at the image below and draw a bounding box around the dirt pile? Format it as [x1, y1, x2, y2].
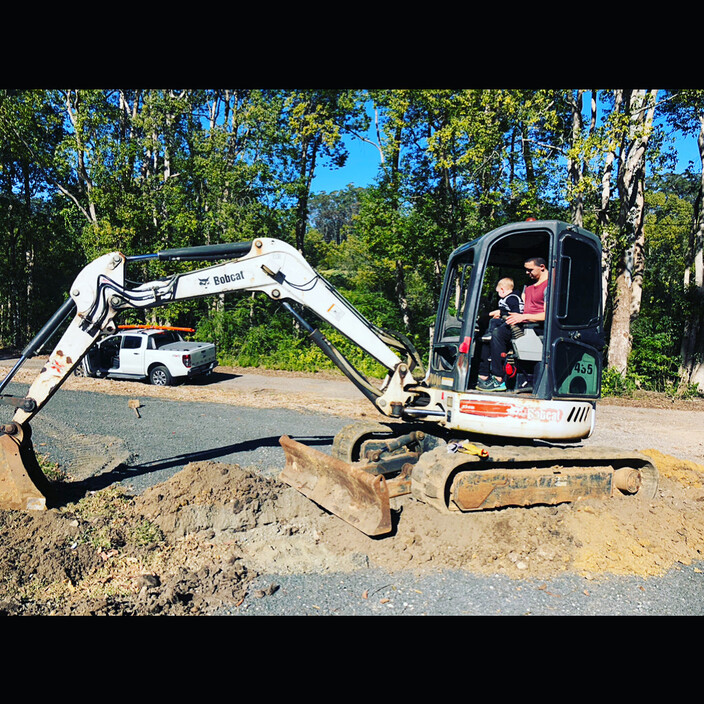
[2, 447, 704, 616]
[0, 465, 264, 615]
[312, 448, 704, 579]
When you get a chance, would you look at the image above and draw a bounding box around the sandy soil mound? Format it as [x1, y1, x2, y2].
[1, 447, 703, 616]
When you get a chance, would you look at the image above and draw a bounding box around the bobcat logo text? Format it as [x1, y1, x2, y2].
[198, 271, 245, 287]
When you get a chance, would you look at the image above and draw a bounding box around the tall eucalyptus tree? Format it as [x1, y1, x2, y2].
[607, 89, 659, 375]
[660, 89, 704, 389]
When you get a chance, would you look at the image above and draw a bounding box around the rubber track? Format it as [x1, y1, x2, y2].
[410, 443, 660, 513]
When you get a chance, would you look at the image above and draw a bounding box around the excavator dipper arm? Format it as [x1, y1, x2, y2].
[0, 252, 129, 509]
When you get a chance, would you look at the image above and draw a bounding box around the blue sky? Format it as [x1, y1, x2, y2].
[672, 130, 701, 171]
[312, 134, 381, 193]
[311, 120, 702, 195]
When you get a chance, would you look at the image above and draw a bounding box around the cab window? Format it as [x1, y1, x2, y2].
[431, 254, 473, 372]
[556, 237, 601, 328]
[121, 335, 142, 349]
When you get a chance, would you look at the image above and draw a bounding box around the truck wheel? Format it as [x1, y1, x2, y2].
[73, 364, 93, 378]
[149, 365, 173, 386]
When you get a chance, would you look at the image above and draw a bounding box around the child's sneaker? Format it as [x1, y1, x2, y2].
[478, 376, 506, 392]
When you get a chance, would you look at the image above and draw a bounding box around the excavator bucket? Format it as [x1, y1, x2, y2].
[0, 424, 51, 511]
[279, 435, 393, 537]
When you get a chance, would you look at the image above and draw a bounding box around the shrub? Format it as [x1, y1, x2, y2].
[601, 367, 641, 397]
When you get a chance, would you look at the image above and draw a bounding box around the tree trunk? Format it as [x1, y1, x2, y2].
[64, 91, 99, 227]
[680, 292, 704, 389]
[395, 259, 412, 332]
[295, 137, 318, 255]
[597, 90, 623, 314]
[568, 89, 598, 229]
[295, 189, 310, 254]
[568, 90, 585, 228]
[607, 89, 658, 375]
[679, 112, 704, 389]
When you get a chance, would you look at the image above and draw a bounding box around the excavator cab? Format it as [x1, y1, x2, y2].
[428, 220, 604, 402]
[282, 221, 628, 537]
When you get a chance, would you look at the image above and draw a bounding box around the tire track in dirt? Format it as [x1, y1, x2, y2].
[32, 412, 132, 481]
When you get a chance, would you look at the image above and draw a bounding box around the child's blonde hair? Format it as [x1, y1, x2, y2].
[497, 277, 514, 291]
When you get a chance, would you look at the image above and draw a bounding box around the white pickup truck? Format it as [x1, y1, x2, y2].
[77, 328, 217, 386]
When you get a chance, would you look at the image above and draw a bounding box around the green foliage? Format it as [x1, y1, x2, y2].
[629, 326, 680, 391]
[309, 186, 365, 245]
[602, 363, 702, 400]
[666, 381, 702, 401]
[196, 303, 387, 378]
[601, 366, 642, 397]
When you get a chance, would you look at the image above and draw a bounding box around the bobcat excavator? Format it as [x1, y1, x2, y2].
[0, 220, 659, 535]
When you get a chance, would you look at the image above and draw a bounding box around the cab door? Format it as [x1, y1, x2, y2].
[547, 229, 604, 398]
[118, 334, 145, 375]
[97, 335, 121, 371]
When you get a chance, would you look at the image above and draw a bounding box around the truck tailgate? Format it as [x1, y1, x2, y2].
[161, 342, 216, 366]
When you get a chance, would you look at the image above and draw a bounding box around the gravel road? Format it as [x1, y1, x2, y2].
[6, 382, 352, 493]
[232, 563, 704, 616]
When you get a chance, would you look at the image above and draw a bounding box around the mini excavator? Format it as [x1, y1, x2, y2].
[0, 220, 658, 535]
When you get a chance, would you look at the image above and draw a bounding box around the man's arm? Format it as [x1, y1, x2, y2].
[505, 310, 545, 325]
[506, 286, 546, 324]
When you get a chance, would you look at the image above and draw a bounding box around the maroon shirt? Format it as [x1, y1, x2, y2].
[524, 280, 548, 315]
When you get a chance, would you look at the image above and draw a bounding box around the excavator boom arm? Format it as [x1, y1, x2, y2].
[8, 238, 421, 427]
